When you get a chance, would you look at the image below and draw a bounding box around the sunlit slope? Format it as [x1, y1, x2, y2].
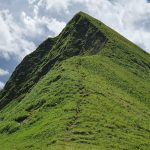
[0, 11, 150, 150]
[0, 54, 150, 149]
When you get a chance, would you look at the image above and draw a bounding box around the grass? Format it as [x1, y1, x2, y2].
[0, 11, 150, 149]
[0, 54, 150, 149]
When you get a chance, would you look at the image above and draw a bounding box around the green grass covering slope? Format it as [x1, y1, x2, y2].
[0, 54, 150, 149]
[0, 11, 150, 149]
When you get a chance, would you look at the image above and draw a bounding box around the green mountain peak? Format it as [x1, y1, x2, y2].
[0, 12, 150, 150]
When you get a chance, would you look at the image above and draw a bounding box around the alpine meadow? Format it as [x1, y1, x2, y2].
[0, 12, 150, 150]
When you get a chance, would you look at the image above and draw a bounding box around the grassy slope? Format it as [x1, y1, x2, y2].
[0, 12, 150, 149]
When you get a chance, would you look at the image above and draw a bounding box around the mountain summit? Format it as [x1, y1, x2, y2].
[0, 12, 150, 150]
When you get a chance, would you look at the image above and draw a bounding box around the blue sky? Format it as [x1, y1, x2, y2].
[0, 0, 150, 89]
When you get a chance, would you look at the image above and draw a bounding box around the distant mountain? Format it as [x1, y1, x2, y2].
[0, 12, 150, 150]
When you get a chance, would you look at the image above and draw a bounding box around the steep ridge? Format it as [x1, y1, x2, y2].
[0, 12, 108, 109]
[0, 37, 56, 108]
[0, 12, 150, 150]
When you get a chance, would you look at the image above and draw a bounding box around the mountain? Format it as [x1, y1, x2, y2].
[0, 11, 150, 150]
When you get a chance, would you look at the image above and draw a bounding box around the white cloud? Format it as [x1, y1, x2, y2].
[28, 0, 39, 5]
[46, 18, 66, 35]
[37, 0, 71, 13]
[0, 81, 4, 89]
[0, 68, 9, 76]
[0, 10, 36, 60]
[21, 11, 66, 37]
